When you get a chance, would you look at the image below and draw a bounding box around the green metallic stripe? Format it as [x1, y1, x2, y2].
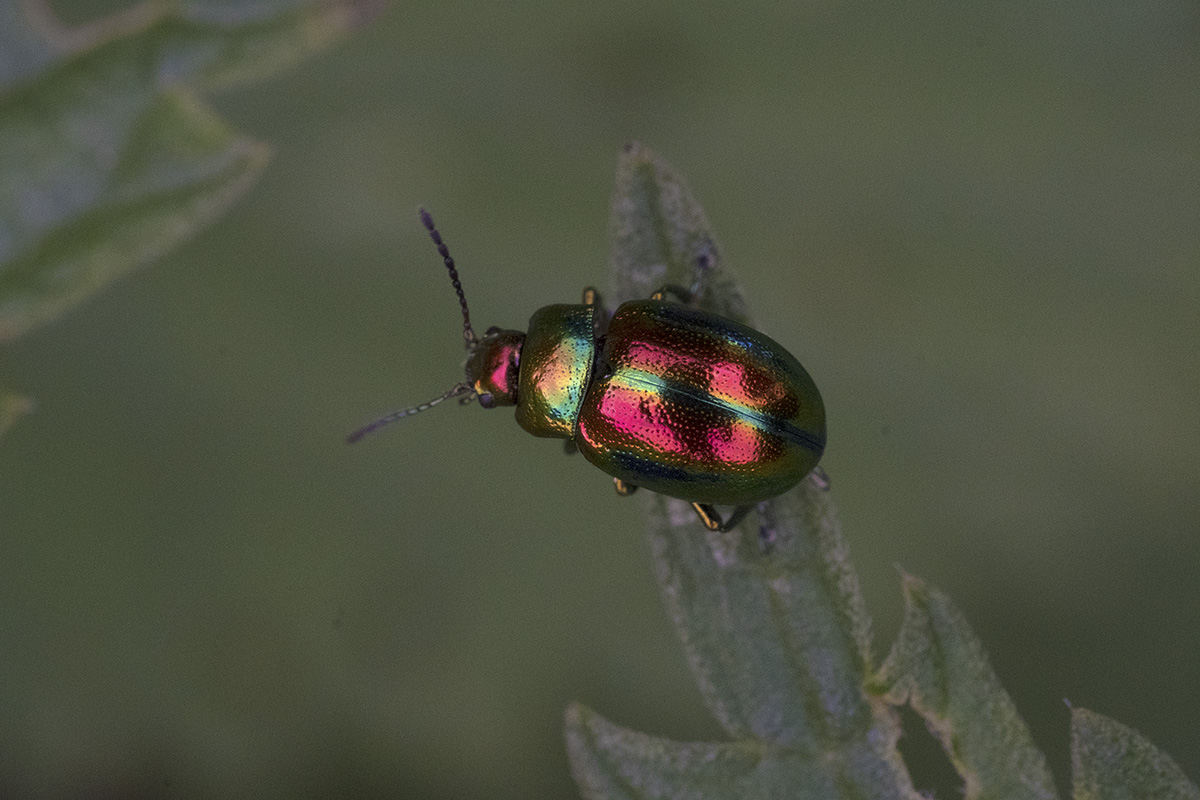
[611, 366, 824, 453]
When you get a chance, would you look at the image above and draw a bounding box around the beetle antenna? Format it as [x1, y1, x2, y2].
[346, 382, 474, 444]
[419, 208, 477, 347]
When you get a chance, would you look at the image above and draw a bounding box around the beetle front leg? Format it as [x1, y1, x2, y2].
[582, 285, 613, 337]
[651, 241, 719, 307]
[650, 284, 693, 304]
[613, 477, 637, 496]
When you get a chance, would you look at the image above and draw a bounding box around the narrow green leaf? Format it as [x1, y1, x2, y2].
[0, 0, 381, 341]
[1071, 707, 1200, 800]
[609, 141, 748, 324]
[879, 575, 1058, 800]
[573, 144, 916, 800]
[567, 703, 848, 800]
[643, 481, 879, 745]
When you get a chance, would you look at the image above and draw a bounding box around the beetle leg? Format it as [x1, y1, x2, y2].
[613, 478, 637, 496]
[563, 439, 579, 456]
[690, 503, 722, 530]
[690, 502, 754, 532]
[652, 241, 719, 306]
[721, 505, 755, 532]
[582, 285, 612, 337]
[650, 283, 693, 303]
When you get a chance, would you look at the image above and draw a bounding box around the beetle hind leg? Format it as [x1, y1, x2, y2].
[613, 478, 637, 496]
[690, 502, 754, 532]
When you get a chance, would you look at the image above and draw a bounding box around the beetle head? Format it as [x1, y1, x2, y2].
[346, 209, 523, 444]
[466, 328, 524, 408]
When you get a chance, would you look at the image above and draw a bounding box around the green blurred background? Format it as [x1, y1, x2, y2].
[3, 0, 1198, 796]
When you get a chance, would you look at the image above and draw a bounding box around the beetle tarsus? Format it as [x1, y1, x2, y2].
[613, 478, 637, 496]
[690, 502, 755, 532]
[650, 283, 693, 304]
[690, 502, 722, 530]
[650, 244, 719, 306]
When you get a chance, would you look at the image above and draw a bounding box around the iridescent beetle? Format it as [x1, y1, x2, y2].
[348, 210, 826, 531]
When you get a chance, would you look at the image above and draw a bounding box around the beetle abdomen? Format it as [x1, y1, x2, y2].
[576, 300, 825, 505]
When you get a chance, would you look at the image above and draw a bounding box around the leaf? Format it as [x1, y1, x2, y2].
[567, 144, 916, 800]
[567, 703, 848, 800]
[0, 0, 382, 343]
[609, 142, 749, 324]
[1071, 707, 1200, 800]
[878, 575, 1059, 800]
[0, 89, 268, 341]
[0, 0, 59, 87]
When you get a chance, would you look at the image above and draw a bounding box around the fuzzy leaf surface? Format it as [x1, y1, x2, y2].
[0, 0, 380, 342]
[1071, 707, 1200, 800]
[569, 703, 861, 800]
[879, 575, 1058, 800]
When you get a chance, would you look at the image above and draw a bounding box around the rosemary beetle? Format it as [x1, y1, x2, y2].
[348, 210, 826, 531]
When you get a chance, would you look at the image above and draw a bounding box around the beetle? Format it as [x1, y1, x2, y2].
[348, 209, 826, 531]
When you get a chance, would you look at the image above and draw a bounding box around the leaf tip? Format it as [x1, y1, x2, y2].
[899, 572, 930, 604]
[564, 701, 590, 728]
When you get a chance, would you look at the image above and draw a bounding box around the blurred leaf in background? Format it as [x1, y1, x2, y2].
[0, 0, 382, 434]
[1073, 708, 1200, 800]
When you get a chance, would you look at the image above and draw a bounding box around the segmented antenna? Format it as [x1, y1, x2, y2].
[420, 208, 476, 347]
[346, 383, 474, 444]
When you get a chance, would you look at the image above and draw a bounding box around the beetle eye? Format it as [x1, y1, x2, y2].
[477, 393, 495, 409]
[484, 326, 502, 336]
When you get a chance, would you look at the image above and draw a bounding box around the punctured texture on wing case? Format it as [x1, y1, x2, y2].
[515, 304, 597, 438]
[575, 300, 825, 505]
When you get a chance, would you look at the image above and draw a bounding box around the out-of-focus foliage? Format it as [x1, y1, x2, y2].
[0, 0, 380, 434]
[1073, 709, 1200, 800]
